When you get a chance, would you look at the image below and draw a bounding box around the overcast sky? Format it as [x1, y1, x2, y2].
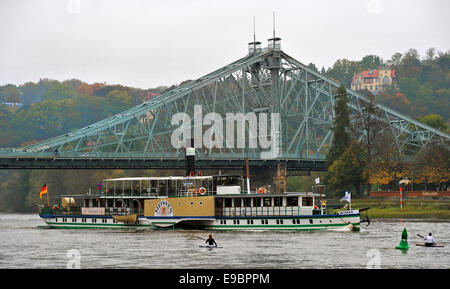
[1, 0, 449, 89]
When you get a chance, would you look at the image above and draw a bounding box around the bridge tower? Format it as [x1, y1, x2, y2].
[248, 36, 287, 193]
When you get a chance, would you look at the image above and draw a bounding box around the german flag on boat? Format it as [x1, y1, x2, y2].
[40, 184, 47, 200]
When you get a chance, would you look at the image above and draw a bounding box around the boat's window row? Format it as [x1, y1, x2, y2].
[217, 196, 313, 208]
[53, 217, 336, 226]
[217, 218, 333, 225]
[53, 217, 118, 224]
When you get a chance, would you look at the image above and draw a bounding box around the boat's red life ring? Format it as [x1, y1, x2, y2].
[257, 187, 264, 194]
[197, 187, 207, 195]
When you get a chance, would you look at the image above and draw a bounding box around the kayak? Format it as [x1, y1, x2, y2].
[199, 245, 223, 248]
[415, 244, 444, 247]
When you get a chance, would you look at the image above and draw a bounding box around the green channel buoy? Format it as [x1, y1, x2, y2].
[395, 228, 410, 250]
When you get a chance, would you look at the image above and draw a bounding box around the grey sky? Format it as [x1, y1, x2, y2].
[1, 0, 449, 89]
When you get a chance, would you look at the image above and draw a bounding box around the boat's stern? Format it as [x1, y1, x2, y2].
[38, 206, 54, 227]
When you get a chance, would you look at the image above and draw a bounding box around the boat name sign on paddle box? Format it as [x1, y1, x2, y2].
[81, 207, 105, 215]
[338, 209, 359, 215]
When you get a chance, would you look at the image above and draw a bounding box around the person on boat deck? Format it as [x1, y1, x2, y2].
[424, 233, 437, 247]
[205, 234, 217, 247]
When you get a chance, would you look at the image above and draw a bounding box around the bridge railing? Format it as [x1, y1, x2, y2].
[0, 149, 327, 160]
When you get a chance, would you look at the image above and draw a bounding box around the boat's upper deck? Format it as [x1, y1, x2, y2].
[96, 175, 245, 198]
[50, 175, 328, 217]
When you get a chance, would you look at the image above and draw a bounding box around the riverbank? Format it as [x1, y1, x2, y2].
[329, 198, 450, 219]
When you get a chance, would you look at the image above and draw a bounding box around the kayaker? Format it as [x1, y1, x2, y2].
[205, 234, 217, 247]
[424, 233, 437, 247]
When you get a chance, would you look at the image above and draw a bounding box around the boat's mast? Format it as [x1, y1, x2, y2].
[315, 177, 325, 215]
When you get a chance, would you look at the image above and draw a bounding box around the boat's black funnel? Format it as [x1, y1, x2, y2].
[185, 138, 195, 176]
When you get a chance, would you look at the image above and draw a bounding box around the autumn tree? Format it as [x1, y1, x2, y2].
[366, 131, 406, 188]
[376, 81, 414, 116]
[412, 142, 450, 190]
[77, 82, 105, 96]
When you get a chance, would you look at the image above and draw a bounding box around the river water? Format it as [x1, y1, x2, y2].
[0, 213, 448, 269]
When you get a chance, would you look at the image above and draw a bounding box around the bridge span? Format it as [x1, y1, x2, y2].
[0, 155, 325, 171]
[0, 36, 448, 192]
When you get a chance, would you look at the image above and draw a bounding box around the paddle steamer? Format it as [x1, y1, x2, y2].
[39, 174, 368, 231]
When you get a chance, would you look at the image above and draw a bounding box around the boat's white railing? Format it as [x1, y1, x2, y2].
[100, 188, 219, 198]
[217, 206, 314, 217]
[47, 205, 144, 216]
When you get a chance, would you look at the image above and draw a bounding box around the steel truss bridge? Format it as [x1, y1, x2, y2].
[0, 38, 449, 171]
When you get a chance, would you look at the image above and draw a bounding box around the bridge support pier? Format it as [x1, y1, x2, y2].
[250, 162, 287, 194]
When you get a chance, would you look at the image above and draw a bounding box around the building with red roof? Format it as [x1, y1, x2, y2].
[351, 69, 396, 94]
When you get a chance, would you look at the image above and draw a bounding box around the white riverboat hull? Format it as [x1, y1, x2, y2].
[39, 212, 361, 231]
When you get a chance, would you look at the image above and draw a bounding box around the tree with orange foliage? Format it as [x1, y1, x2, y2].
[366, 130, 407, 188]
[77, 82, 106, 96]
[412, 142, 450, 190]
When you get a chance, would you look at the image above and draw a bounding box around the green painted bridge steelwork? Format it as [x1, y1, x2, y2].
[0, 38, 448, 170]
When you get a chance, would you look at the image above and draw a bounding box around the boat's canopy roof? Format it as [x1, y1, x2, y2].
[102, 174, 243, 182]
[103, 176, 214, 182]
[57, 192, 324, 199]
[58, 194, 102, 199]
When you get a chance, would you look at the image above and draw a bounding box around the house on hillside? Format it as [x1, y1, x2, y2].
[144, 91, 160, 100]
[351, 69, 396, 94]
